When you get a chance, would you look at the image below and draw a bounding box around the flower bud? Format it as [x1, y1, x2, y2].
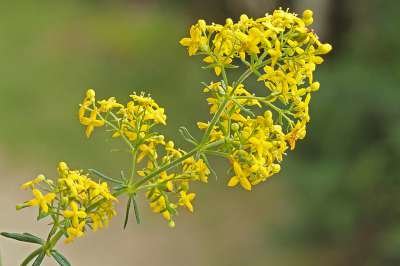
[168, 220, 176, 228]
[231, 123, 240, 132]
[318, 43, 332, 54]
[302, 9, 313, 19]
[225, 18, 233, 26]
[271, 164, 281, 174]
[86, 89, 96, 98]
[303, 17, 313, 26]
[197, 19, 206, 31]
[310, 82, 320, 91]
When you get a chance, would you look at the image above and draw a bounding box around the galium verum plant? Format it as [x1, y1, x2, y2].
[1, 8, 331, 265]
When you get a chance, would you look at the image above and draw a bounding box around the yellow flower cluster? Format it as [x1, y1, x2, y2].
[19, 162, 116, 243]
[78, 90, 211, 226]
[78, 89, 166, 139]
[180, 9, 331, 76]
[142, 147, 211, 227]
[181, 9, 331, 191]
[198, 82, 286, 190]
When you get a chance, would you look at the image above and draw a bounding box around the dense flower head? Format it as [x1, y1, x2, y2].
[180, 8, 332, 75]
[181, 8, 332, 190]
[18, 162, 116, 243]
[79, 90, 211, 225]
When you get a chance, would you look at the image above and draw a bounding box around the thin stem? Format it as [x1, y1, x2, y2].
[221, 66, 229, 87]
[130, 150, 138, 182]
[262, 101, 294, 126]
[96, 110, 140, 182]
[46, 230, 65, 251]
[200, 97, 230, 145]
[133, 139, 225, 189]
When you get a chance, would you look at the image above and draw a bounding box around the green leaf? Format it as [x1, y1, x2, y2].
[89, 169, 123, 184]
[178, 126, 198, 146]
[123, 197, 132, 229]
[224, 64, 239, 69]
[132, 196, 141, 225]
[0, 232, 43, 245]
[232, 99, 255, 117]
[32, 252, 45, 266]
[21, 248, 42, 266]
[51, 250, 71, 266]
[37, 210, 51, 221]
[200, 153, 218, 180]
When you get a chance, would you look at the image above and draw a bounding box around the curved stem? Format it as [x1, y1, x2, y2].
[200, 97, 230, 145]
[45, 229, 65, 252]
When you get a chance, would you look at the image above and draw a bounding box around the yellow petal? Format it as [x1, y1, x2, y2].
[227, 176, 239, 187]
[240, 177, 252, 191]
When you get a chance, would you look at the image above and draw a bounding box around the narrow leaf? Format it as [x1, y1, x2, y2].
[21, 248, 42, 266]
[200, 154, 218, 180]
[123, 197, 132, 229]
[178, 126, 198, 146]
[32, 252, 45, 266]
[37, 211, 51, 221]
[88, 169, 123, 184]
[132, 196, 141, 224]
[51, 250, 71, 266]
[1, 232, 43, 244]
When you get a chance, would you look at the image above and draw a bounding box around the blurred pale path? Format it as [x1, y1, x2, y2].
[1, 155, 299, 266]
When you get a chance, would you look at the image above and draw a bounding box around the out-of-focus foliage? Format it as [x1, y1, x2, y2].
[0, 0, 211, 173]
[276, 1, 400, 265]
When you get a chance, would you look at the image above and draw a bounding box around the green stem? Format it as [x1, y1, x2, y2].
[133, 139, 224, 189]
[46, 230, 65, 251]
[86, 189, 126, 212]
[221, 66, 229, 87]
[130, 150, 138, 182]
[262, 101, 294, 125]
[200, 97, 230, 145]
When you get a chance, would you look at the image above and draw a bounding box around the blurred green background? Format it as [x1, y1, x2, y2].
[1, 0, 399, 265]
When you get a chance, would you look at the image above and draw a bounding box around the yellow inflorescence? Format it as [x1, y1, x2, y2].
[18, 162, 116, 243]
[78, 90, 211, 226]
[180, 9, 331, 190]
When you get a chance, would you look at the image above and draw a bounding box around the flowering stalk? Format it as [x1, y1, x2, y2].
[1, 8, 331, 265]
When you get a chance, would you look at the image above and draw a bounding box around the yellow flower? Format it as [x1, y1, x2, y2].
[63, 201, 87, 227]
[302, 9, 314, 26]
[89, 213, 104, 231]
[137, 142, 157, 163]
[286, 121, 307, 150]
[159, 171, 174, 192]
[203, 55, 232, 76]
[26, 189, 56, 213]
[180, 24, 207, 56]
[195, 159, 210, 183]
[90, 182, 116, 201]
[227, 161, 252, 191]
[65, 221, 85, 243]
[267, 39, 281, 66]
[238, 27, 263, 60]
[144, 108, 167, 125]
[178, 191, 196, 212]
[20, 175, 46, 190]
[98, 97, 123, 113]
[79, 109, 105, 138]
[165, 141, 183, 158]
